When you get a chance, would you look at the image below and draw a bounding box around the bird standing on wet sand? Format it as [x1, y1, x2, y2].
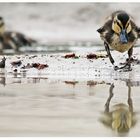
[97, 11, 140, 71]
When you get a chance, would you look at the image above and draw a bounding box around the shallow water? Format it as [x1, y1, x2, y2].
[0, 76, 140, 136]
[1, 44, 140, 136]
[1, 3, 140, 136]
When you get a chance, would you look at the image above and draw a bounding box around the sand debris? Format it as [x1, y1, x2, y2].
[63, 53, 79, 59]
[22, 63, 49, 70]
[87, 53, 107, 59]
[11, 60, 22, 66]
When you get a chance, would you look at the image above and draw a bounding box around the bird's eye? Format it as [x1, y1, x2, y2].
[126, 23, 132, 33]
[117, 22, 122, 29]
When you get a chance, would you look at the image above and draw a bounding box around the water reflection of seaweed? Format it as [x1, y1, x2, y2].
[100, 81, 137, 134]
[0, 77, 49, 86]
[87, 80, 105, 87]
[64, 81, 78, 86]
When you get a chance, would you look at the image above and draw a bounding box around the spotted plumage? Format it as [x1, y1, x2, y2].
[97, 11, 140, 70]
[0, 17, 36, 53]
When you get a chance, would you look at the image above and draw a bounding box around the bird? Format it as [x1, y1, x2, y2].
[0, 17, 36, 53]
[100, 82, 136, 133]
[97, 11, 140, 71]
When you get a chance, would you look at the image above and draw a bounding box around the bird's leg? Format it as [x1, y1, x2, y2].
[105, 83, 114, 113]
[104, 42, 114, 64]
[119, 47, 133, 71]
[128, 47, 133, 60]
[127, 81, 133, 113]
[104, 42, 118, 70]
[127, 47, 133, 68]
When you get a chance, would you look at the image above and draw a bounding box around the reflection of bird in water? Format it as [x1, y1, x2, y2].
[0, 17, 36, 53]
[100, 81, 136, 133]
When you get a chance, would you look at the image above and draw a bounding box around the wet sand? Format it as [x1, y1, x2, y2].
[0, 47, 140, 136]
[1, 3, 140, 136]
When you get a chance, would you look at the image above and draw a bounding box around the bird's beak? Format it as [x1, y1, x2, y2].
[120, 29, 128, 44]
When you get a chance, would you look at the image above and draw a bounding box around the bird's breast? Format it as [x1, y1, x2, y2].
[110, 34, 137, 53]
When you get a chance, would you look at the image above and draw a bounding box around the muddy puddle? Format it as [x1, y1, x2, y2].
[0, 76, 140, 136]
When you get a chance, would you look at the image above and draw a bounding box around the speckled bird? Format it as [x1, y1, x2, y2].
[97, 11, 140, 70]
[0, 17, 36, 53]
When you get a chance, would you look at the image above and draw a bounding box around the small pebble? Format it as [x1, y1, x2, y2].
[13, 69, 17, 72]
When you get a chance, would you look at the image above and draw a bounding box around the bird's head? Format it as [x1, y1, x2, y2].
[112, 12, 132, 44]
[112, 109, 132, 133]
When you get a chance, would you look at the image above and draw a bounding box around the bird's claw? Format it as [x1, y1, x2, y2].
[113, 65, 119, 71]
[113, 63, 132, 71]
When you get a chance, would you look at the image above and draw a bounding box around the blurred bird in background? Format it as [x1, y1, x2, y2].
[0, 17, 36, 53]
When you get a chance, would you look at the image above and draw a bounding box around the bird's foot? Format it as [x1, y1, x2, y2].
[126, 57, 134, 62]
[121, 64, 132, 72]
[120, 57, 134, 65]
[114, 65, 119, 71]
[113, 63, 132, 72]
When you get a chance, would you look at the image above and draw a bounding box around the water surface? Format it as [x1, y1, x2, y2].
[0, 76, 140, 136]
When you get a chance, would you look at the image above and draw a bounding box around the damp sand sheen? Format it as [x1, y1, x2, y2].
[0, 47, 139, 136]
